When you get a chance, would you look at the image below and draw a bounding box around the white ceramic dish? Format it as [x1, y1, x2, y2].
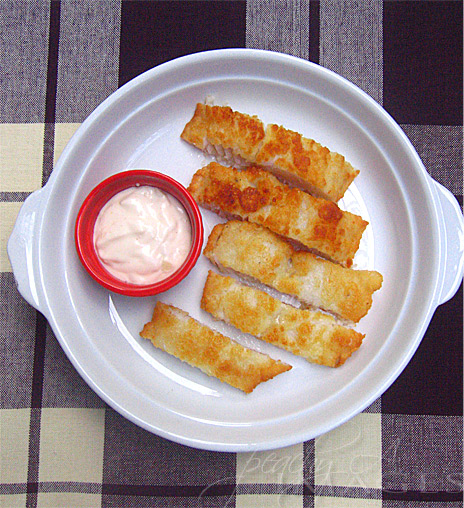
[8, 49, 463, 452]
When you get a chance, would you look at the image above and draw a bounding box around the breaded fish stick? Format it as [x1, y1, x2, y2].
[204, 221, 383, 323]
[181, 103, 358, 201]
[188, 162, 367, 267]
[180, 102, 265, 165]
[256, 123, 359, 201]
[202, 271, 364, 367]
[140, 302, 291, 393]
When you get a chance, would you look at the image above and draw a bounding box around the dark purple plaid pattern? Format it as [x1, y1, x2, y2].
[1, 1, 462, 507]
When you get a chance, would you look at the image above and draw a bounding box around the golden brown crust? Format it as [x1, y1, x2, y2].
[189, 162, 367, 267]
[181, 103, 358, 201]
[256, 124, 359, 201]
[140, 302, 291, 393]
[201, 271, 364, 367]
[203, 221, 383, 323]
[180, 103, 265, 161]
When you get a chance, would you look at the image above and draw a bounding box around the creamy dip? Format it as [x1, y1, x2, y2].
[93, 185, 192, 285]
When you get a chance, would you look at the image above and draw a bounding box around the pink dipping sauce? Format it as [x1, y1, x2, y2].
[93, 185, 192, 285]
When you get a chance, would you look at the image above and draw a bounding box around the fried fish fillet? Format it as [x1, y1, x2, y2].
[202, 271, 364, 367]
[181, 103, 358, 201]
[140, 302, 291, 393]
[256, 123, 359, 201]
[203, 221, 383, 323]
[188, 162, 367, 267]
[180, 102, 265, 165]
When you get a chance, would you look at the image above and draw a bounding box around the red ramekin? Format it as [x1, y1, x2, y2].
[75, 170, 203, 296]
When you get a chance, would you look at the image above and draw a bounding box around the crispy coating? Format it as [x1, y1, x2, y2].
[180, 103, 265, 161]
[201, 271, 364, 367]
[181, 103, 358, 201]
[256, 124, 359, 201]
[140, 302, 291, 393]
[188, 162, 367, 267]
[203, 221, 383, 323]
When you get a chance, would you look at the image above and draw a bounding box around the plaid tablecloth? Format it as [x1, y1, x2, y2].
[1, 1, 462, 507]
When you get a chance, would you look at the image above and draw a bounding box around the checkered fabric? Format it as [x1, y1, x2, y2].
[1, 1, 462, 507]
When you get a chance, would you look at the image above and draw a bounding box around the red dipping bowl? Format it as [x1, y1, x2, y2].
[75, 170, 203, 296]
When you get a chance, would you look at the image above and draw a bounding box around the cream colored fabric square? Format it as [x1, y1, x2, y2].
[0, 409, 30, 483]
[236, 494, 302, 508]
[38, 408, 105, 483]
[0, 123, 44, 192]
[37, 493, 101, 508]
[53, 123, 81, 165]
[315, 496, 381, 508]
[0, 202, 23, 272]
[315, 413, 382, 489]
[0, 494, 27, 507]
[236, 443, 303, 485]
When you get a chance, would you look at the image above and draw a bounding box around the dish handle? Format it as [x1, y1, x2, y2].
[7, 187, 48, 312]
[433, 180, 464, 305]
